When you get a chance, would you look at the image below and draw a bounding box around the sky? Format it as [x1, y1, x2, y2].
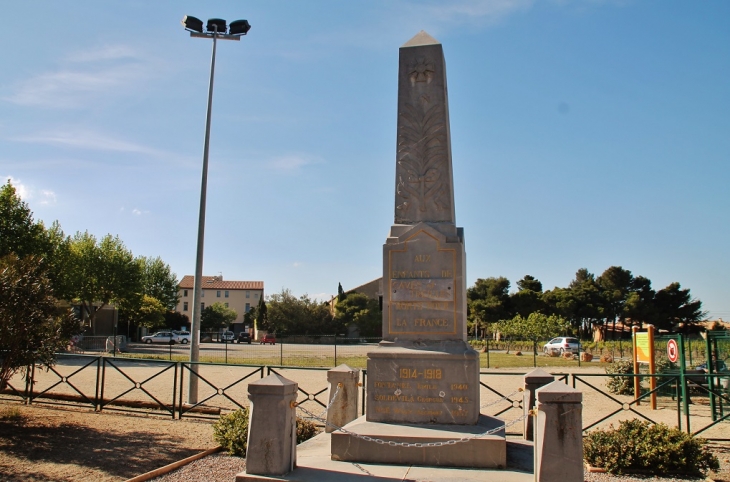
[1, 1, 728, 320]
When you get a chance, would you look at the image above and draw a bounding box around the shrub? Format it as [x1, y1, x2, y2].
[297, 417, 318, 443]
[213, 408, 250, 456]
[213, 408, 321, 456]
[605, 360, 633, 395]
[584, 420, 719, 476]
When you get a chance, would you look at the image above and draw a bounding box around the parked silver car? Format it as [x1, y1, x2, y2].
[543, 337, 580, 355]
[221, 331, 235, 343]
[141, 332, 175, 344]
[172, 331, 191, 344]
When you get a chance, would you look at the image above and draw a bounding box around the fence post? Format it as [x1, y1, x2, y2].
[334, 334, 337, 366]
[535, 381, 583, 482]
[244, 373, 298, 476]
[524, 368, 554, 441]
[280, 338, 283, 366]
[326, 364, 359, 432]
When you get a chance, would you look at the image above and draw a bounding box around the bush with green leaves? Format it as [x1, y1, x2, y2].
[604, 360, 634, 395]
[213, 408, 320, 457]
[584, 420, 719, 476]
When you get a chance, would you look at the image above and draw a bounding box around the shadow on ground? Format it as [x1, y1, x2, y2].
[0, 415, 199, 480]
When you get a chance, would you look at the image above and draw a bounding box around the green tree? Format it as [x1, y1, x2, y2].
[0, 181, 50, 259]
[137, 256, 179, 310]
[335, 292, 381, 337]
[131, 295, 167, 330]
[201, 302, 238, 331]
[653, 282, 706, 333]
[337, 282, 345, 302]
[61, 231, 142, 328]
[597, 266, 634, 339]
[511, 275, 544, 317]
[264, 288, 336, 336]
[255, 297, 267, 330]
[0, 255, 79, 389]
[467, 277, 512, 338]
[495, 312, 570, 354]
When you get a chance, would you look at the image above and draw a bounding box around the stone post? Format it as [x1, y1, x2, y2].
[326, 364, 360, 433]
[523, 368, 555, 441]
[245, 374, 298, 476]
[534, 381, 583, 482]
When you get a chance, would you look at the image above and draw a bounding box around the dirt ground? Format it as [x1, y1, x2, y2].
[0, 402, 217, 482]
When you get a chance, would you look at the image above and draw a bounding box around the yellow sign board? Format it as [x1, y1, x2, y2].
[635, 332, 651, 363]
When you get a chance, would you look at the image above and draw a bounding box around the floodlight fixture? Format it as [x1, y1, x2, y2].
[206, 18, 227, 34]
[229, 20, 251, 36]
[182, 15, 204, 33]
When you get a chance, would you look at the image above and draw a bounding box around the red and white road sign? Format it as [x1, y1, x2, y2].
[667, 339, 679, 363]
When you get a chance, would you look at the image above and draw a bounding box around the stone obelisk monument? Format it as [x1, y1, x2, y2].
[331, 32, 505, 469]
[367, 30, 479, 425]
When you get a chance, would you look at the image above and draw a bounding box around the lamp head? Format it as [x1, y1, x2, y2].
[206, 18, 227, 34]
[229, 19, 251, 36]
[181, 15, 204, 33]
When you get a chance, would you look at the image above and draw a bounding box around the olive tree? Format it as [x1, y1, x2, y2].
[0, 255, 79, 389]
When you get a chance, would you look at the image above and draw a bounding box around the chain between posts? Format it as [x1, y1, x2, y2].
[295, 384, 530, 448]
[480, 387, 523, 409]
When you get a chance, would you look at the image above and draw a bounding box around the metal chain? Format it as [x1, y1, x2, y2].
[296, 397, 529, 448]
[480, 387, 523, 409]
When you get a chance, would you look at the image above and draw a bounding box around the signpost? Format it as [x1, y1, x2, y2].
[667, 339, 679, 363]
[632, 325, 657, 409]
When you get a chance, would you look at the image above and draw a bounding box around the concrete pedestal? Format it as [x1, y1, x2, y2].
[367, 341, 480, 425]
[331, 415, 506, 469]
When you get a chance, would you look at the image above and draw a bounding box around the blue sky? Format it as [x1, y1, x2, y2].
[1, 1, 728, 320]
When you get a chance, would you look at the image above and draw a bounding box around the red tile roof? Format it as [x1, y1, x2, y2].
[179, 275, 264, 291]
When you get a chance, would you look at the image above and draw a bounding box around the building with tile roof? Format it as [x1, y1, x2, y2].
[177, 275, 264, 334]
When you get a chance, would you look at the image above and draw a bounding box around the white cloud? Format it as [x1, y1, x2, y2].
[292, 262, 302, 268]
[38, 190, 57, 206]
[268, 155, 323, 173]
[12, 129, 167, 156]
[1, 176, 55, 205]
[65, 45, 138, 63]
[132, 209, 142, 216]
[3, 44, 161, 109]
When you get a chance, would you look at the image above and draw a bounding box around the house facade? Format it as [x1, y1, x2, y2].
[176, 275, 264, 334]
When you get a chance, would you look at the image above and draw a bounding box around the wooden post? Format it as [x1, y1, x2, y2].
[632, 326, 640, 405]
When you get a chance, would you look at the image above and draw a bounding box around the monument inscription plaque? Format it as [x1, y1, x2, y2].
[366, 31, 479, 425]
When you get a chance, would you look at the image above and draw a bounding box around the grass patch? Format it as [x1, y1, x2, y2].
[105, 351, 606, 370]
[0, 405, 23, 421]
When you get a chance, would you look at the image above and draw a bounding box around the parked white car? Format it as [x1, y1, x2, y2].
[141, 332, 175, 344]
[221, 331, 235, 343]
[172, 331, 191, 344]
[543, 337, 580, 355]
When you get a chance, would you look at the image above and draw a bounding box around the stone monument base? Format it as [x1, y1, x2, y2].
[330, 414, 506, 469]
[367, 341, 480, 424]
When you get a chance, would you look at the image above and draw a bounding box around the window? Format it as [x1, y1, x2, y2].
[183, 302, 188, 311]
[201, 302, 205, 311]
[254, 292, 259, 299]
[225, 302, 229, 308]
[245, 303, 250, 312]
[184, 289, 188, 297]
[246, 291, 250, 298]
[217, 290, 221, 298]
[201, 290, 205, 297]
[225, 291, 229, 298]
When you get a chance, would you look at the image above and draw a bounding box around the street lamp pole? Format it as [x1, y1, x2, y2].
[183, 16, 250, 404]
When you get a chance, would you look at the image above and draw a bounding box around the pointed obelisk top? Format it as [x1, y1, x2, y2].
[401, 30, 440, 48]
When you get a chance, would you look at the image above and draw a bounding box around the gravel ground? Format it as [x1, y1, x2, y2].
[150, 453, 246, 482]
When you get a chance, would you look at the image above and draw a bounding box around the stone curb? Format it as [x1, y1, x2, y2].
[123, 446, 223, 482]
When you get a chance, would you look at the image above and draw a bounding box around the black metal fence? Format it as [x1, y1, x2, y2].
[2, 354, 728, 440]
